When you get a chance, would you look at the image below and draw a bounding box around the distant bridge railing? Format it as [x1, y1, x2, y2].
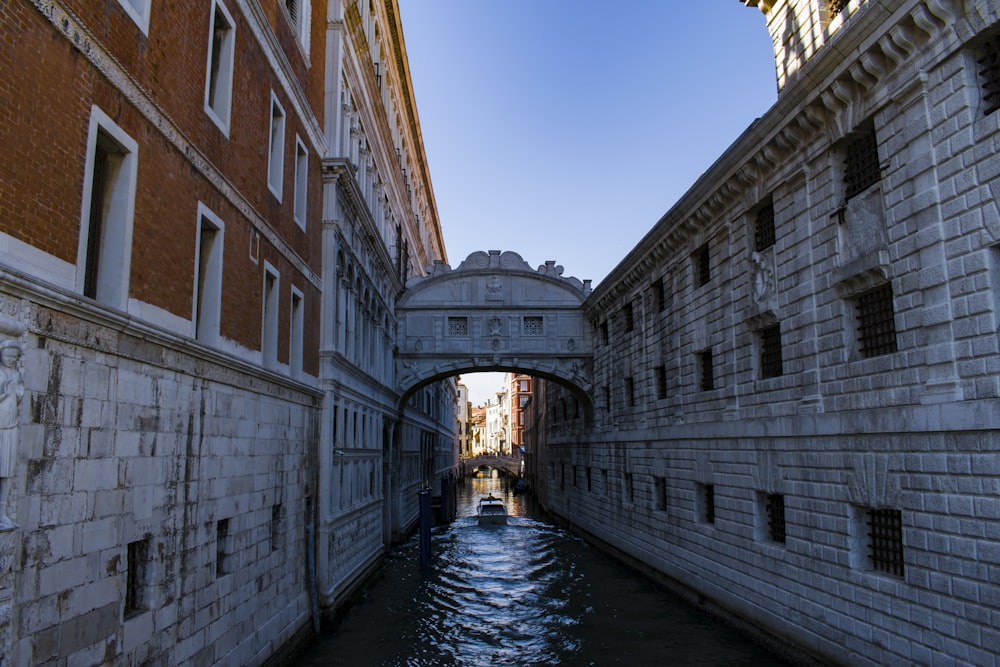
[460, 454, 523, 478]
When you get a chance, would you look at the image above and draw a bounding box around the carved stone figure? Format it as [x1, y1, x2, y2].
[0, 340, 22, 530]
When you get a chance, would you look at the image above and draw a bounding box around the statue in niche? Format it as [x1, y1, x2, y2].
[0, 339, 23, 530]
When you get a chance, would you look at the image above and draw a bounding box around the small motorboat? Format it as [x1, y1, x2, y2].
[477, 494, 508, 525]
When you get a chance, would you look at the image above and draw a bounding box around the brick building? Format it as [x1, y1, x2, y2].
[0, 0, 452, 664]
[530, 1, 1000, 665]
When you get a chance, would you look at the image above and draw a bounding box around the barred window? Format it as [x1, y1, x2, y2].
[695, 243, 711, 286]
[125, 539, 150, 617]
[844, 125, 880, 200]
[977, 31, 1000, 116]
[868, 508, 904, 576]
[447, 317, 468, 336]
[623, 302, 635, 332]
[700, 483, 716, 524]
[766, 494, 786, 543]
[523, 316, 543, 336]
[754, 199, 775, 252]
[760, 324, 783, 379]
[655, 365, 667, 400]
[855, 284, 897, 357]
[698, 349, 714, 391]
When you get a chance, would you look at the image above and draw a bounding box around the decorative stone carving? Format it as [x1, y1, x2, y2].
[0, 314, 24, 532]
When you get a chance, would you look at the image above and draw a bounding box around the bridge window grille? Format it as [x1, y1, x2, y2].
[760, 324, 783, 379]
[700, 483, 715, 524]
[125, 538, 150, 617]
[754, 198, 775, 252]
[867, 508, 904, 576]
[855, 284, 897, 357]
[695, 243, 711, 286]
[698, 349, 714, 391]
[523, 316, 544, 336]
[766, 494, 786, 543]
[655, 365, 667, 400]
[622, 303, 634, 332]
[977, 31, 1000, 116]
[843, 125, 880, 201]
[447, 316, 468, 336]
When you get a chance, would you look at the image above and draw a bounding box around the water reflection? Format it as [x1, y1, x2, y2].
[294, 475, 790, 666]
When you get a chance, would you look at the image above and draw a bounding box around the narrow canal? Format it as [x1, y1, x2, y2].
[293, 475, 792, 666]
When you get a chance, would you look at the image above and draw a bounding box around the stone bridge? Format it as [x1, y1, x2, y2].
[459, 454, 523, 478]
[395, 250, 595, 419]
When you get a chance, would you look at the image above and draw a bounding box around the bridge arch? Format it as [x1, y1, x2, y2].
[395, 250, 595, 420]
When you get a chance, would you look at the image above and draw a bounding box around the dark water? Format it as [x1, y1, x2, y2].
[294, 475, 791, 667]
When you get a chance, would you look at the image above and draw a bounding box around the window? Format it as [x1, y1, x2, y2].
[976, 29, 1000, 117]
[290, 287, 304, 378]
[843, 124, 880, 201]
[866, 508, 904, 576]
[753, 198, 775, 252]
[523, 316, 543, 336]
[624, 473, 634, 504]
[600, 321, 609, 345]
[855, 284, 897, 357]
[624, 377, 635, 407]
[194, 204, 224, 344]
[655, 365, 667, 400]
[695, 243, 711, 286]
[765, 494, 786, 543]
[652, 278, 666, 312]
[204, 0, 236, 135]
[78, 106, 138, 311]
[216, 518, 232, 576]
[622, 303, 634, 332]
[759, 324, 783, 379]
[293, 137, 308, 229]
[270, 504, 282, 553]
[586, 467, 592, 492]
[125, 538, 150, 617]
[117, 0, 151, 34]
[655, 477, 667, 511]
[283, 0, 311, 51]
[447, 317, 468, 336]
[698, 483, 715, 524]
[268, 94, 286, 200]
[698, 349, 714, 391]
[262, 263, 280, 370]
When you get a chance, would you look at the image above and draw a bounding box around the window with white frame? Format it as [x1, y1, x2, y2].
[193, 204, 224, 344]
[268, 93, 286, 200]
[293, 136, 308, 229]
[204, 0, 236, 135]
[290, 286, 304, 378]
[117, 0, 151, 34]
[77, 106, 138, 311]
[282, 0, 311, 53]
[262, 262, 280, 370]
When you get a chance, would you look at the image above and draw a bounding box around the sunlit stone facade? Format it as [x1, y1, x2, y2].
[531, 1, 1000, 665]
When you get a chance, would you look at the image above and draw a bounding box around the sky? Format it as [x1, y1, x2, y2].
[395, 1, 779, 405]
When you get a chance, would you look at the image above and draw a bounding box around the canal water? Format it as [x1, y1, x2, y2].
[293, 475, 791, 666]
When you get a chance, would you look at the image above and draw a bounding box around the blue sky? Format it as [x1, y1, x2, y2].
[396, 1, 779, 405]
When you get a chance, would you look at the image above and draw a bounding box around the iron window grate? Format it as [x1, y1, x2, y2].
[699, 349, 714, 391]
[754, 200, 776, 252]
[978, 33, 1000, 116]
[766, 494, 786, 543]
[844, 127, 880, 200]
[696, 244, 711, 286]
[703, 484, 715, 523]
[523, 316, 543, 336]
[447, 317, 468, 336]
[760, 324, 783, 378]
[868, 508, 905, 576]
[856, 284, 898, 357]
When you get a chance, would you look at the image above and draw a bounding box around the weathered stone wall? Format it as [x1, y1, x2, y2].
[535, 1, 1000, 665]
[0, 286, 319, 666]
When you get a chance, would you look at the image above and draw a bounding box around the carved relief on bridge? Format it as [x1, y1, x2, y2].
[396, 251, 594, 399]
